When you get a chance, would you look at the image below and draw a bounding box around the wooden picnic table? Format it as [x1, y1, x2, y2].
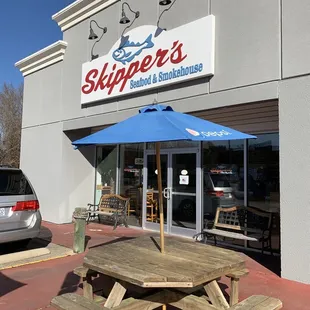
[83, 235, 246, 309]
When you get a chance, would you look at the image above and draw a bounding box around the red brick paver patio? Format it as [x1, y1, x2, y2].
[0, 221, 309, 309]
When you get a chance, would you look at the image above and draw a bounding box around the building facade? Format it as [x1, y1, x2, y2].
[15, 0, 310, 284]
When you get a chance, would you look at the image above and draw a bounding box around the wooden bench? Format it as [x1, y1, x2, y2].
[202, 206, 273, 254]
[230, 295, 282, 309]
[51, 292, 282, 310]
[86, 194, 130, 229]
[51, 293, 137, 310]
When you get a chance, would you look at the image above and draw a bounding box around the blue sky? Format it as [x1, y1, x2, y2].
[0, 0, 75, 87]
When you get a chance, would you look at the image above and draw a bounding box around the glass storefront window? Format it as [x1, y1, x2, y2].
[119, 144, 144, 227]
[146, 141, 199, 150]
[248, 133, 280, 252]
[203, 140, 244, 217]
[95, 146, 118, 204]
[202, 133, 280, 253]
[203, 140, 245, 247]
[248, 133, 279, 210]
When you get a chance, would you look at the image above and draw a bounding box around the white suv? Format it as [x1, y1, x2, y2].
[0, 167, 41, 247]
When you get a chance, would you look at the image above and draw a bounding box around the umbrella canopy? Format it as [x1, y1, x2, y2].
[72, 104, 255, 146]
[72, 104, 256, 254]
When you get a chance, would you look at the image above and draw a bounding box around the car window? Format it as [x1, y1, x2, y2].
[0, 170, 33, 196]
[209, 174, 231, 188]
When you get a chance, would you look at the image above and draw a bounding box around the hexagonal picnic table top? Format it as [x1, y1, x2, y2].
[84, 235, 245, 288]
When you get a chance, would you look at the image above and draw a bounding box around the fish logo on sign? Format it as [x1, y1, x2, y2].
[112, 34, 154, 65]
[186, 128, 200, 136]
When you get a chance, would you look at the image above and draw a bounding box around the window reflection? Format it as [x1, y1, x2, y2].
[203, 140, 245, 248]
[146, 154, 168, 224]
[119, 144, 144, 227]
[248, 133, 280, 252]
[248, 133, 280, 212]
[203, 140, 244, 220]
[202, 133, 280, 253]
[95, 146, 117, 204]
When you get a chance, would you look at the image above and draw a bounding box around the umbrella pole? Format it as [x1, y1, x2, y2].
[156, 142, 165, 254]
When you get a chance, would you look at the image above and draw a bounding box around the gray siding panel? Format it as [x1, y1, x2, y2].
[22, 62, 63, 128]
[282, 0, 310, 78]
[210, 0, 281, 92]
[279, 76, 310, 284]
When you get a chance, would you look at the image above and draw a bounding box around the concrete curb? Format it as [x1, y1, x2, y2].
[0, 248, 50, 264]
[0, 251, 76, 271]
[0, 244, 76, 271]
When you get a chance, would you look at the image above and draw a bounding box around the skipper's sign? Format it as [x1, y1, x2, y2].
[81, 15, 215, 105]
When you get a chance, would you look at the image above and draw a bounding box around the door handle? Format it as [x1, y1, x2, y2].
[163, 188, 168, 199]
[163, 188, 171, 200]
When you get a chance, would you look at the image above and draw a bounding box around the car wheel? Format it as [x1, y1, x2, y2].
[179, 199, 196, 221]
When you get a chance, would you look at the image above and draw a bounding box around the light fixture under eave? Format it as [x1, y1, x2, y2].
[159, 0, 172, 5]
[119, 35, 129, 49]
[88, 27, 98, 40]
[88, 20, 108, 61]
[156, 0, 177, 37]
[119, 2, 140, 36]
[154, 27, 166, 38]
[120, 11, 130, 24]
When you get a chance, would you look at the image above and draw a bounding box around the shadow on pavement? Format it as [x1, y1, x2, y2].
[0, 272, 26, 297]
[246, 251, 281, 277]
[88, 236, 136, 249]
[58, 271, 81, 296]
[35, 225, 53, 246]
[85, 235, 91, 250]
[0, 225, 53, 255]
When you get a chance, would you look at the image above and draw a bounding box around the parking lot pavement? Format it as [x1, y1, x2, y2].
[0, 252, 85, 310]
[0, 221, 147, 310]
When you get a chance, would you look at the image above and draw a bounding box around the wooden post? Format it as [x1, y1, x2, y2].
[155, 142, 165, 254]
[230, 278, 239, 306]
[73, 207, 87, 254]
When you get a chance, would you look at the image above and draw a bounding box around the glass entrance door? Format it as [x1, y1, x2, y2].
[170, 152, 197, 236]
[143, 149, 201, 238]
[144, 153, 168, 232]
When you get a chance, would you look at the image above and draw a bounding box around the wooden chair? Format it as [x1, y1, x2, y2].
[96, 185, 112, 195]
[146, 191, 158, 222]
[125, 187, 141, 217]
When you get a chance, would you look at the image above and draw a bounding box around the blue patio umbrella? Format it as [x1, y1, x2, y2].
[73, 104, 256, 253]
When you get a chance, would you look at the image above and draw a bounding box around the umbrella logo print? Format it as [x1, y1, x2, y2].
[186, 128, 200, 136]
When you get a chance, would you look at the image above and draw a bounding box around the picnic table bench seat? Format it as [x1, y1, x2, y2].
[51, 293, 104, 310]
[51, 292, 282, 310]
[202, 206, 273, 254]
[86, 194, 130, 229]
[230, 295, 282, 310]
